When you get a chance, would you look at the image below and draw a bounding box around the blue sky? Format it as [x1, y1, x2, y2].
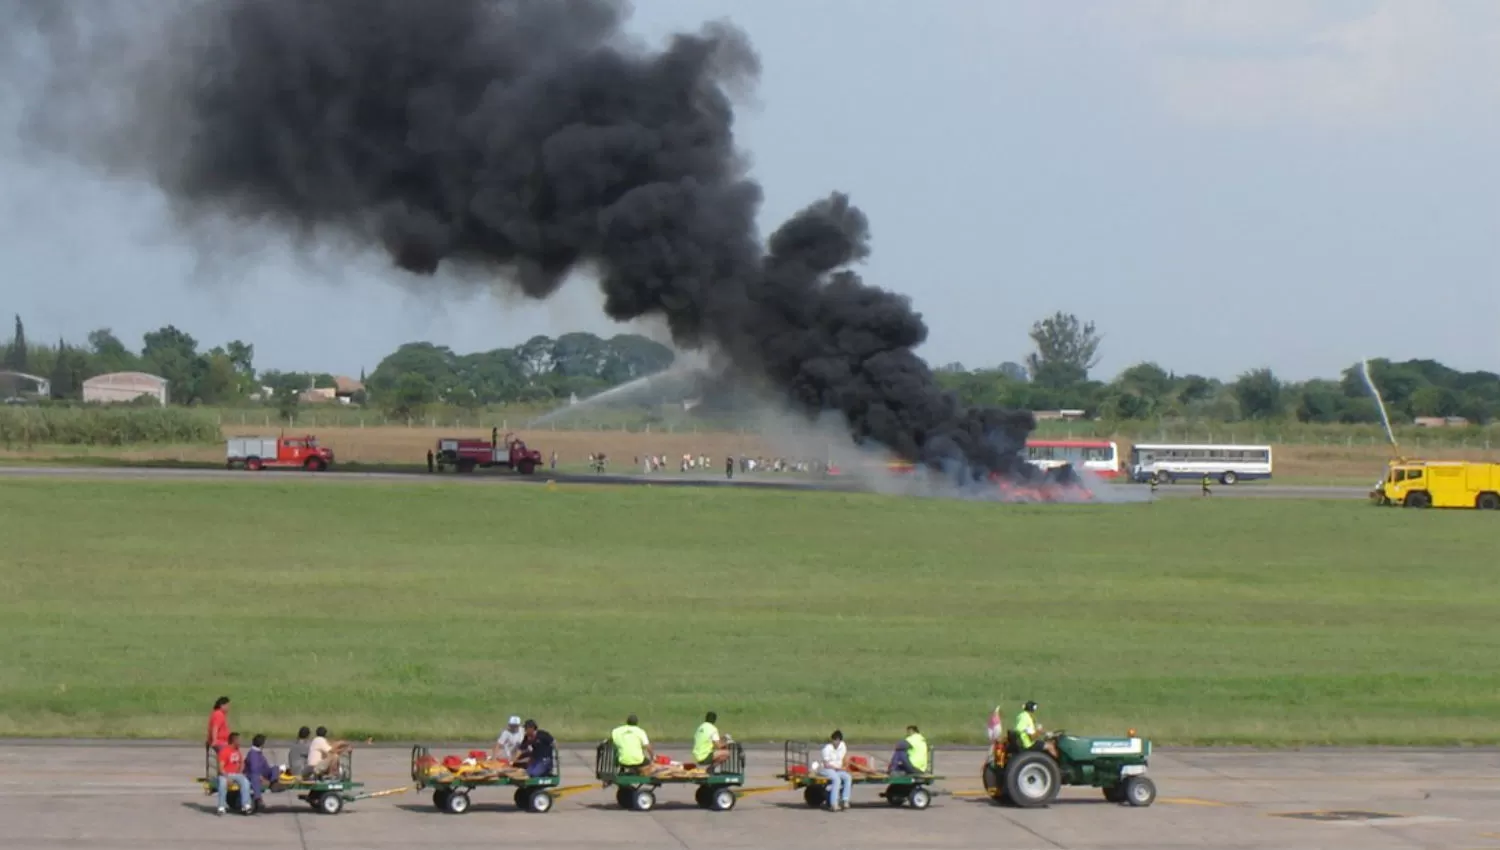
[3, 0, 1497, 382]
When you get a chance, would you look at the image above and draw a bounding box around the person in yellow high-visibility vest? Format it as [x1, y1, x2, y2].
[1011, 701, 1044, 752]
[610, 714, 653, 774]
[888, 725, 930, 774]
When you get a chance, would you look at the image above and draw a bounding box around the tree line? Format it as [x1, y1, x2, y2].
[934, 311, 1499, 425]
[3, 311, 1495, 425]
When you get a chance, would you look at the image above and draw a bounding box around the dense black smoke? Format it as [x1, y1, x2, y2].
[5, 0, 1064, 485]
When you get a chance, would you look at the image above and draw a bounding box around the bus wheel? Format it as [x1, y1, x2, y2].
[1221, 471, 1238, 485]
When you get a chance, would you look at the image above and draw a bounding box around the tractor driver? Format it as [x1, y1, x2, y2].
[1012, 701, 1045, 752]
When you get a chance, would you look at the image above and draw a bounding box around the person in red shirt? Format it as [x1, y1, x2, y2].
[215, 732, 252, 815]
[206, 697, 231, 754]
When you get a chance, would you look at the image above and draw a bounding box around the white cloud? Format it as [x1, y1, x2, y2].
[1111, 1, 1500, 127]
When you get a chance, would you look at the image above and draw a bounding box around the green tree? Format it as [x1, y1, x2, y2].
[87, 328, 137, 374]
[1024, 312, 1101, 388]
[1231, 368, 1284, 420]
[48, 338, 85, 400]
[383, 373, 438, 420]
[1294, 379, 1345, 423]
[5, 314, 26, 371]
[142, 325, 202, 403]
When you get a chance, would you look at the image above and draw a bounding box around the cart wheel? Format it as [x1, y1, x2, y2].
[433, 789, 451, 811]
[885, 789, 906, 807]
[694, 786, 711, 808]
[514, 787, 531, 809]
[803, 785, 825, 808]
[709, 787, 736, 812]
[631, 787, 656, 812]
[307, 792, 323, 810]
[319, 793, 344, 815]
[908, 787, 932, 810]
[527, 790, 554, 814]
[615, 787, 632, 809]
[444, 790, 471, 814]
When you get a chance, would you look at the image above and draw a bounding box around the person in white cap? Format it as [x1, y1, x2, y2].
[494, 716, 525, 762]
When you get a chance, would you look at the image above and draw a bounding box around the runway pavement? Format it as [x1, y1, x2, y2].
[0, 464, 1368, 500]
[1, 742, 1497, 849]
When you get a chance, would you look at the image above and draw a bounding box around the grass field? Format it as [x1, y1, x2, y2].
[3, 423, 1497, 481]
[2, 478, 1497, 747]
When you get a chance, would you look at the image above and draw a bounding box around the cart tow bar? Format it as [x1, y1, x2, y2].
[549, 783, 602, 800]
[353, 785, 414, 801]
[734, 783, 796, 798]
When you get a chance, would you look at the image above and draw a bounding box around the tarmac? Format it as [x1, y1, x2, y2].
[0, 464, 1370, 500]
[1, 742, 1497, 849]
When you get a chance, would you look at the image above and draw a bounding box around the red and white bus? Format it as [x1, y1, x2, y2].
[1025, 439, 1120, 479]
[883, 438, 1120, 479]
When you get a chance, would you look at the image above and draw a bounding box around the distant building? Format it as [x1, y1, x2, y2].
[1414, 416, 1470, 428]
[0, 370, 51, 399]
[82, 371, 169, 405]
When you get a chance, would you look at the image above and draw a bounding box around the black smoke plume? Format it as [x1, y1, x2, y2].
[5, 0, 1062, 486]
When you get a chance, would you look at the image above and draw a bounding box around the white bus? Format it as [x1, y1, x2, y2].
[1128, 443, 1273, 485]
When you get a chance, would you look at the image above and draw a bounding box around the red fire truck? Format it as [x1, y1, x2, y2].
[226, 435, 335, 471]
[433, 429, 543, 475]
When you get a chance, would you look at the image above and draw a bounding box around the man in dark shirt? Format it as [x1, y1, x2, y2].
[286, 727, 312, 779]
[244, 734, 279, 807]
[514, 719, 555, 777]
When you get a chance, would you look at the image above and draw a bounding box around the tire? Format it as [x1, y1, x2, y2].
[1103, 785, 1126, 804]
[304, 457, 326, 471]
[982, 762, 1003, 801]
[803, 784, 825, 808]
[1154, 471, 1172, 485]
[528, 790, 554, 813]
[631, 787, 656, 812]
[695, 786, 711, 808]
[709, 786, 736, 812]
[615, 787, 632, 808]
[307, 792, 322, 810]
[514, 787, 531, 809]
[908, 787, 931, 810]
[1221, 471, 1238, 485]
[1124, 775, 1156, 807]
[1477, 492, 1500, 510]
[518, 460, 536, 475]
[444, 790, 470, 814]
[319, 793, 344, 815]
[247, 457, 263, 471]
[1003, 752, 1061, 809]
[433, 789, 450, 811]
[1404, 491, 1432, 508]
[885, 787, 907, 807]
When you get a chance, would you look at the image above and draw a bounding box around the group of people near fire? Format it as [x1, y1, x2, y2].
[206, 694, 1045, 815]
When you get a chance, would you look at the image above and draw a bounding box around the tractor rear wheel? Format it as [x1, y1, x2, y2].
[1124, 775, 1156, 807]
[1003, 752, 1061, 808]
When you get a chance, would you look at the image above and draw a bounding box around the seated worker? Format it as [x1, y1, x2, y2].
[244, 734, 280, 805]
[1009, 700, 1045, 753]
[493, 716, 525, 762]
[307, 726, 353, 778]
[610, 714, 653, 773]
[287, 727, 312, 779]
[692, 711, 730, 772]
[214, 732, 252, 816]
[511, 719, 555, 777]
[888, 725, 930, 774]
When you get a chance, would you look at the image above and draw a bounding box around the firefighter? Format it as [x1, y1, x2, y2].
[426, 449, 434, 473]
[1201, 474, 1211, 496]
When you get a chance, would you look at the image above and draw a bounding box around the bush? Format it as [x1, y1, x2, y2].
[0, 405, 221, 447]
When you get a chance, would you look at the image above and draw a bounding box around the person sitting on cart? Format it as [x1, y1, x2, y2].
[817, 730, 853, 812]
[307, 726, 353, 778]
[494, 716, 525, 762]
[244, 734, 280, 805]
[214, 732, 252, 816]
[692, 711, 730, 772]
[287, 727, 312, 779]
[610, 714, 653, 774]
[512, 719, 555, 777]
[887, 725, 930, 775]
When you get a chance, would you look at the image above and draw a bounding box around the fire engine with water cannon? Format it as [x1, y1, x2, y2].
[433, 428, 544, 475]
[1360, 364, 1500, 510]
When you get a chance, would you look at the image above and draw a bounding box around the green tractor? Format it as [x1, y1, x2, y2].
[982, 730, 1156, 808]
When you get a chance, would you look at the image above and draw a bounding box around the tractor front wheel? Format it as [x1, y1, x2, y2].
[1004, 752, 1061, 809]
[1124, 775, 1156, 807]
